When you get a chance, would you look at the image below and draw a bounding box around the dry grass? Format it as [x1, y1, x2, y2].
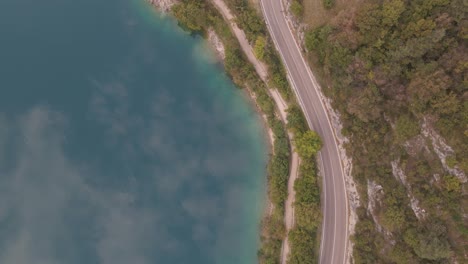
[302, 0, 363, 29]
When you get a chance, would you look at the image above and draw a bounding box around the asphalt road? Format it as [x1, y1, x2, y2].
[260, 1, 349, 263]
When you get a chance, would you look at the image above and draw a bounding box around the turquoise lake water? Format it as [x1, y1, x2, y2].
[0, 0, 267, 263]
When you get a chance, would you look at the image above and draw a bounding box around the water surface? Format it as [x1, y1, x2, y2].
[0, 0, 267, 263]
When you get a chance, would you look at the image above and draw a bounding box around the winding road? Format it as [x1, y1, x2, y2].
[260, 1, 349, 263]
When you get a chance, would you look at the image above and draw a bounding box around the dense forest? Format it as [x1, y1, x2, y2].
[296, 0, 467, 262]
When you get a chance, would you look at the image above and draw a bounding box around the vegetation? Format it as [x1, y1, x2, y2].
[172, 1, 293, 262]
[290, 0, 304, 19]
[395, 114, 420, 143]
[286, 103, 322, 263]
[254, 35, 267, 60]
[288, 115, 322, 263]
[171, 1, 324, 263]
[171, 1, 207, 31]
[287, 105, 308, 134]
[303, 0, 467, 262]
[224, 0, 292, 100]
[294, 131, 322, 159]
[322, 0, 334, 9]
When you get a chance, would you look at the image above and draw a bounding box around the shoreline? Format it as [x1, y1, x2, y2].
[147, 0, 308, 263]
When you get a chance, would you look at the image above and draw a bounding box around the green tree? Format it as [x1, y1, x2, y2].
[381, 0, 405, 27]
[172, 1, 207, 32]
[294, 131, 322, 158]
[305, 26, 332, 63]
[404, 224, 452, 260]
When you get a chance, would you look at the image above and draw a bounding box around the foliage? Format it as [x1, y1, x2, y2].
[290, 0, 304, 18]
[294, 162, 321, 230]
[254, 36, 267, 60]
[294, 131, 322, 159]
[288, 227, 317, 264]
[394, 114, 420, 142]
[223, 0, 265, 42]
[288, 149, 321, 263]
[445, 155, 457, 168]
[169, 1, 293, 262]
[404, 223, 452, 260]
[172, 0, 207, 31]
[304, 0, 467, 261]
[443, 174, 460, 192]
[304, 26, 333, 64]
[287, 105, 308, 134]
[170, 1, 324, 263]
[322, 0, 335, 9]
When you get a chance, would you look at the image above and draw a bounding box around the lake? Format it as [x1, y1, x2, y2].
[0, 0, 267, 263]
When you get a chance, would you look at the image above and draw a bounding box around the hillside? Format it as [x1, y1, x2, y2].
[292, 0, 467, 262]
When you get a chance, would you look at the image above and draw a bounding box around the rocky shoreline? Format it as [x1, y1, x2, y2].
[147, 0, 178, 13]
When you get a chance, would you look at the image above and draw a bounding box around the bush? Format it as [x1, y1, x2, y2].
[288, 227, 317, 264]
[294, 131, 322, 159]
[290, 0, 304, 18]
[172, 1, 207, 32]
[254, 36, 267, 60]
[323, 0, 335, 9]
[443, 174, 460, 192]
[287, 105, 308, 134]
[445, 155, 457, 168]
[395, 114, 420, 142]
[404, 224, 452, 260]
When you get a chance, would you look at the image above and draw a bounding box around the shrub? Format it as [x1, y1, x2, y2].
[323, 0, 335, 9]
[395, 114, 420, 142]
[254, 36, 267, 60]
[294, 131, 322, 158]
[290, 0, 304, 18]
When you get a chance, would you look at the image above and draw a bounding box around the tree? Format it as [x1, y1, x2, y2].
[381, 0, 405, 27]
[172, 1, 207, 32]
[305, 26, 332, 63]
[294, 131, 322, 158]
[407, 69, 452, 113]
[404, 224, 452, 260]
[346, 87, 383, 122]
[430, 92, 460, 115]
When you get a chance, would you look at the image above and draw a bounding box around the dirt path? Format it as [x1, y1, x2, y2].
[210, 1, 300, 263]
[211, 0, 269, 81]
[271, 89, 300, 264]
